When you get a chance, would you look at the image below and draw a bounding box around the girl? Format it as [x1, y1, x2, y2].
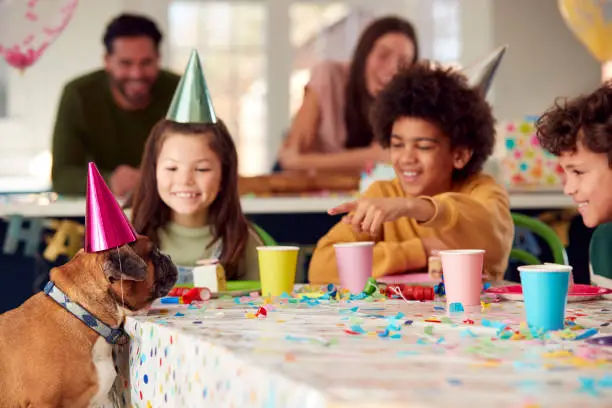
[277, 16, 419, 173]
[130, 118, 261, 282]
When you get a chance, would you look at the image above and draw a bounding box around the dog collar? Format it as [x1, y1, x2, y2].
[44, 281, 126, 344]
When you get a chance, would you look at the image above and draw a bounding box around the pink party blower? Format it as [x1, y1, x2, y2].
[439, 249, 485, 306]
[85, 162, 137, 253]
[334, 242, 374, 293]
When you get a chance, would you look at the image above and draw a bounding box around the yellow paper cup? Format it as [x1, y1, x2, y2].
[257, 246, 300, 297]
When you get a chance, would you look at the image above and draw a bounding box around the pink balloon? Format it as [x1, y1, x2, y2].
[0, 0, 78, 71]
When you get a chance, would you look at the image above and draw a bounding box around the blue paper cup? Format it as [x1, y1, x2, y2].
[518, 264, 572, 331]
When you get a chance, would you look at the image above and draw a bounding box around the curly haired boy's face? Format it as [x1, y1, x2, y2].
[560, 139, 612, 228]
[390, 117, 471, 197]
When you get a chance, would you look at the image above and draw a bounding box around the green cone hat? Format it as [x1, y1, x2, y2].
[462, 45, 508, 96]
[166, 49, 217, 124]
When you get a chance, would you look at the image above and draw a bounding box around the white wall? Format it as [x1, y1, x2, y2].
[490, 0, 600, 120]
[456, 0, 600, 120]
[0, 0, 603, 188]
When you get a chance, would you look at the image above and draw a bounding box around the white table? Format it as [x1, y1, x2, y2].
[0, 192, 573, 218]
[107, 296, 612, 408]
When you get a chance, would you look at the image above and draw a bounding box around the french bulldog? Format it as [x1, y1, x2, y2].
[0, 235, 177, 408]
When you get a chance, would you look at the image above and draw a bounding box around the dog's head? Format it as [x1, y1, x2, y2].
[51, 235, 177, 314]
[101, 235, 178, 311]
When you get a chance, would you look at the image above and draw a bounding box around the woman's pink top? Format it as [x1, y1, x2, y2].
[306, 60, 350, 153]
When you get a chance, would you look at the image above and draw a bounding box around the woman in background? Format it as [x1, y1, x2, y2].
[278, 15, 419, 173]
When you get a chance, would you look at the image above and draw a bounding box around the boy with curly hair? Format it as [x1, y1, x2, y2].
[536, 83, 612, 288]
[308, 63, 515, 283]
[536, 84, 612, 228]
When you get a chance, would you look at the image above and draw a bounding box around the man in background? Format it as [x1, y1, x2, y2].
[51, 13, 180, 196]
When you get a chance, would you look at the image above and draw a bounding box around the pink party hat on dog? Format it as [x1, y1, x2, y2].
[85, 162, 137, 253]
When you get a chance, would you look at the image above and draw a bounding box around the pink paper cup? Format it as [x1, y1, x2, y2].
[334, 242, 374, 294]
[439, 249, 485, 306]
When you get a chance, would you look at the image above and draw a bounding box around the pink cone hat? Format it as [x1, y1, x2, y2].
[85, 162, 137, 253]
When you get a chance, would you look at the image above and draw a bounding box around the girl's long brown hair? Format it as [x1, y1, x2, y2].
[130, 119, 249, 279]
[344, 16, 419, 149]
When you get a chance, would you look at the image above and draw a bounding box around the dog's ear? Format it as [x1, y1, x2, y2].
[102, 247, 148, 282]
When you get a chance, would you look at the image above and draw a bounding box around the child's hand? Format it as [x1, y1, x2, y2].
[110, 165, 141, 198]
[279, 146, 304, 170]
[329, 198, 411, 235]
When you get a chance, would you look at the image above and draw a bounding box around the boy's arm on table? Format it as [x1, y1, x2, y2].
[308, 183, 427, 284]
[419, 176, 514, 280]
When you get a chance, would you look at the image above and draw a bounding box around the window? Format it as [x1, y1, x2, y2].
[289, 3, 376, 116]
[168, 1, 267, 176]
[431, 0, 460, 63]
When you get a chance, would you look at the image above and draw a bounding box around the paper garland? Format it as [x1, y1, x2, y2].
[1, 215, 83, 261]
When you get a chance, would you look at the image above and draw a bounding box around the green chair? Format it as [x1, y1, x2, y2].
[251, 223, 277, 246]
[510, 212, 568, 265]
[589, 222, 612, 287]
[225, 223, 277, 293]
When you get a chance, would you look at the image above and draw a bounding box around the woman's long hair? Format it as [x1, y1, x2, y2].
[344, 16, 419, 149]
[130, 119, 249, 279]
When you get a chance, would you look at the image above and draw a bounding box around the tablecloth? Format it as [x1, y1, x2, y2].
[107, 295, 612, 408]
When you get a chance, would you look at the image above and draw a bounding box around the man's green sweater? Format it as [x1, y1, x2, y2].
[51, 69, 180, 195]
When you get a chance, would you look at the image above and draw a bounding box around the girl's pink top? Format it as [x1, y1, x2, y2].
[306, 60, 350, 153]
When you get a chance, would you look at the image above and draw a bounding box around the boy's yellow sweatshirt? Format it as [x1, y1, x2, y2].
[308, 173, 514, 283]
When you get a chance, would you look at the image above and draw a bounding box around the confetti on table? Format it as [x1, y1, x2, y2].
[461, 329, 478, 338]
[108, 289, 612, 407]
[599, 375, 612, 388]
[578, 377, 600, 397]
[447, 378, 463, 386]
[574, 328, 599, 341]
[397, 350, 419, 356]
[449, 302, 464, 313]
